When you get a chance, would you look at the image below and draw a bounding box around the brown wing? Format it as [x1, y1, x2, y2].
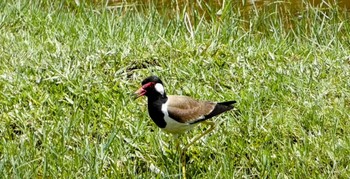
[167, 95, 216, 123]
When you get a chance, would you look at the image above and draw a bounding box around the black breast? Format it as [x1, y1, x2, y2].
[147, 98, 167, 128]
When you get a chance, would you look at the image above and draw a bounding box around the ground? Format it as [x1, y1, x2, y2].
[0, 1, 349, 178]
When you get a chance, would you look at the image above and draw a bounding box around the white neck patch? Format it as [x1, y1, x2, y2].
[154, 83, 165, 96]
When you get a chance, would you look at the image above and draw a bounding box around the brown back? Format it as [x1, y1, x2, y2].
[167, 95, 216, 123]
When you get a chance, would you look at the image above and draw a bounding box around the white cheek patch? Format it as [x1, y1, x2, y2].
[155, 83, 165, 96]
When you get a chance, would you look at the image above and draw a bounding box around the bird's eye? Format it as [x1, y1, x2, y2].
[142, 82, 155, 89]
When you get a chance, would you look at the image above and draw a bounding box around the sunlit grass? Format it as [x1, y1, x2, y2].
[0, 0, 349, 178]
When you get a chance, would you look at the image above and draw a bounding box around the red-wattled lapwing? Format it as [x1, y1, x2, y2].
[135, 76, 236, 178]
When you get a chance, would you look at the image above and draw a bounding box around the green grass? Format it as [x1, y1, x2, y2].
[1, 0, 350, 178]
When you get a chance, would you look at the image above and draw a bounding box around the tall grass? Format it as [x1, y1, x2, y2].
[0, 0, 349, 178]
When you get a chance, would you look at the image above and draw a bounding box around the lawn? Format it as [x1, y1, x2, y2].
[0, 0, 349, 178]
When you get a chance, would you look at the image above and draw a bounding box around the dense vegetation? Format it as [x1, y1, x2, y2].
[0, 0, 349, 178]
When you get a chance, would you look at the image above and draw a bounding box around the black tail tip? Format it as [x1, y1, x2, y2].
[219, 100, 237, 106]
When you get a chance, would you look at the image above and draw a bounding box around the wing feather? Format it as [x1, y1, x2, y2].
[166, 95, 216, 123]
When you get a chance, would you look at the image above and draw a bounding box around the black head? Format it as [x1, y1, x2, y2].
[135, 76, 166, 99]
[141, 76, 163, 86]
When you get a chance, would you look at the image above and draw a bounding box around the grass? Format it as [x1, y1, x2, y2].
[0, 0, 349, 178]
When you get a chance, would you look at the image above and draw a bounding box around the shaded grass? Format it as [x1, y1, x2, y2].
[0, 0, 350, 178]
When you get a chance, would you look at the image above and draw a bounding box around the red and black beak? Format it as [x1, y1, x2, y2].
[134, 82, 156, 99]
[134, 87, 147, 99]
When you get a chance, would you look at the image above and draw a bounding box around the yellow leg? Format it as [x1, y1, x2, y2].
[180, 121, 216, 179]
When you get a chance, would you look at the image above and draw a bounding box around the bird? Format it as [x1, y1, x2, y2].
[135, 75, 236, 178]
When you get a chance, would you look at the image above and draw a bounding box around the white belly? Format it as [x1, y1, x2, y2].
[162, 115, 197, 134]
